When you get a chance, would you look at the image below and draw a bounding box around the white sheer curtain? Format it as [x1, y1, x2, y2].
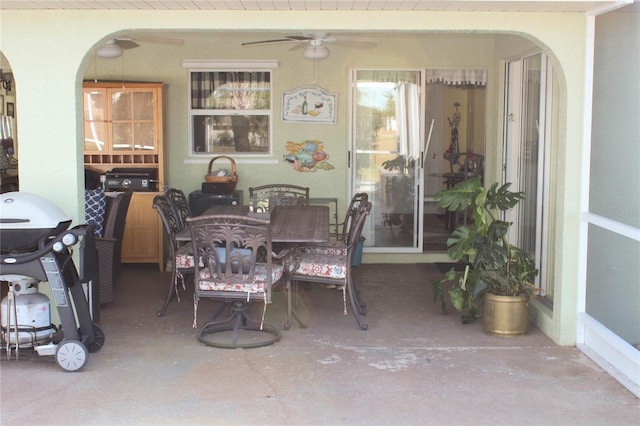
[0, 116, 13, 139]
[395, 81, 420, 158]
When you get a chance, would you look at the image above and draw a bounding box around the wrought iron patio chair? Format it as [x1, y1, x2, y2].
[330, 192, 369, 244]
[187, 214, 290, 348]
[248, 183, 310, 214]
[165, 187, 191, 231]
[290, 199, 372, 330]
[153, 194, 195, 317]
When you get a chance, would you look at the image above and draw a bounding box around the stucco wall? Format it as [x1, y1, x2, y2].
[0, 9, 588, 345]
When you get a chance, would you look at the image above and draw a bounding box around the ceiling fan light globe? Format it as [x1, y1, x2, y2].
[304, 45, 329, 60]
[97, 43, 123, 59]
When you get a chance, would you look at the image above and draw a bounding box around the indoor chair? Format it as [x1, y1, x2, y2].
[153, 194, 195, 317]
[165, 187, 191, 231]
[289, 199, 372, 330]
[187, 214, 289, 349]
[248, 183, 310, 214]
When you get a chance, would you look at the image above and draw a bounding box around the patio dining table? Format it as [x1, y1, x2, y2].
[175, 204, 330, 244]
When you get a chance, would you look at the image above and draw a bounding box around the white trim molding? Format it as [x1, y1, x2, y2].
[577, 313, 640, 397]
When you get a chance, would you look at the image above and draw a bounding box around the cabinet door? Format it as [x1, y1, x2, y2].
[121, 192, 162, 267]
[111, 89, 158, 152]
[83, 88, 110, 153]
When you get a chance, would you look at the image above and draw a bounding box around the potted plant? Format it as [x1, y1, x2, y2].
[430, 178, 538, 335]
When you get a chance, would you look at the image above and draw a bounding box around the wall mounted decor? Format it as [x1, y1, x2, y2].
[284, 139, 334, 172]
[282, 86, 336, 124]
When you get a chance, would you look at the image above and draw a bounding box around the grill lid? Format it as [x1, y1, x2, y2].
[1, 192, 73, 254]
[1, 192, 71, 230]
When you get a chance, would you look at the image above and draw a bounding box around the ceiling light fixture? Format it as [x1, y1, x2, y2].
[303, 40, 330, 60]
[97, 40, 124, 59]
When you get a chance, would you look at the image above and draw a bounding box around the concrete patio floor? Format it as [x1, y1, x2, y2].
[1, 262, 638, 425]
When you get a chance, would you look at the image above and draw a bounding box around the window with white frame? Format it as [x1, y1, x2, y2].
[184, 60, 277, 157]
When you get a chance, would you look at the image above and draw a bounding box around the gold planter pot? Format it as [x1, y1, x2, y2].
[482, 293, 529, 336]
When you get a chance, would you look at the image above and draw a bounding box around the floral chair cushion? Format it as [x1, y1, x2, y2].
[85, 188, 106, 237]
[175, 244, 195, 269]
[297, 243, 348, 257]
[197, 263, 284, 293]
[177, 247, 253, 271]
[294, 252, 347, 280]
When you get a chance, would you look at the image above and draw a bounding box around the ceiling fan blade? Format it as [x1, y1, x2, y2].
[288, 42, 309, 51]
[114, 39, 140, 50]
[242, 38, 296, 46]
[242, 35, 311, 46]
[285, 35, 312, 41]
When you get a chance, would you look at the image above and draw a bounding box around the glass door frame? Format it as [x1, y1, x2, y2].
[503, 52, 552, 298]
[348, 68, 426, 253]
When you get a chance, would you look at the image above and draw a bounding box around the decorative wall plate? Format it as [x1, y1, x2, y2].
[282, 86, 337, 124]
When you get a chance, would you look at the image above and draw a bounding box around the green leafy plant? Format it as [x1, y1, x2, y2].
[381, 155, 416, 229]
[431, 178, 538, 321]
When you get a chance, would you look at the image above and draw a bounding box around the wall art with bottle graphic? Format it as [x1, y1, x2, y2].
[282, 86, 337, 124]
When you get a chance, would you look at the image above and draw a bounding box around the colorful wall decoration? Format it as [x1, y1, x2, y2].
[283, 139, 334, 172]
[282, 86, 337, 124]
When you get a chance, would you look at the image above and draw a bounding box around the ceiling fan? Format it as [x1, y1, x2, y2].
[241, 32, 376, 60]
[97, 35, 184, 59]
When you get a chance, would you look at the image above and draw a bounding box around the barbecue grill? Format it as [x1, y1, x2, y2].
[0, 191, 104, 371]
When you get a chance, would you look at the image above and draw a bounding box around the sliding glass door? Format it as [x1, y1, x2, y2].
[503, 53, 552, 296]
[350, 69, 424, 252]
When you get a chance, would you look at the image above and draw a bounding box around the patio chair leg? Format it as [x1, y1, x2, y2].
[347, 277, 368, 330]
[351, 284, 367, 315]
[285, 280, 307, 330]
[349, 273, 366, 313]
[285, 279, 292, 330]
[198, 301, 281, 349]
[157, 269, 180, 317]
[205, 301, 229, 324]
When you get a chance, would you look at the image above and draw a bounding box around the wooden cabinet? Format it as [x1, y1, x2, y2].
[82, 81, 164, 177]
[121, 192, 163, 269]
[83, 81, 165, 269]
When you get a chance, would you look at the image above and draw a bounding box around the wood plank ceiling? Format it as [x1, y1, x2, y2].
[0, 0, 634, 14]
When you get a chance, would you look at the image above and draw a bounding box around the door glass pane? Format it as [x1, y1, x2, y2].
[505, 54, 552, 298]
[133, 122, 154, 150]
[519, 54, 542, 258]
[423, 83, 486, 251]
[83, 121, 107, 152]
[83, 90, 106, 152]
[132, 92, 154, 120]
[112, 122, 132, 150]
[111, 92, 131, 121]
[111, 90, 156, 151]
[353, 70, 421, 250]
[83, 90, 105, 121]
